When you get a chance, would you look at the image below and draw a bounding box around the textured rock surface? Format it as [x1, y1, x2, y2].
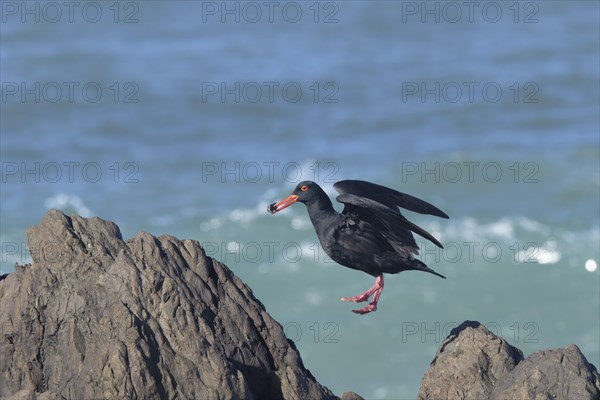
[419, 321, 600, 400]
[0, 210, 346, 400]
[492, 344, 600, 400]
[2, 210, 597, 400]
[418, 320, 524, 400]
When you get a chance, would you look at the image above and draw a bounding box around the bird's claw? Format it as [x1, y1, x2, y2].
[351, 303, 377, 314]
[340, 294, 370, 303]
[342, 275, 384, 314]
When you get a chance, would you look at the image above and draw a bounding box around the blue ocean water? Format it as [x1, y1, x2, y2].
[1, 2, 599, 398]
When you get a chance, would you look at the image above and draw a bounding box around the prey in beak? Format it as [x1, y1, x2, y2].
[267, 194, 298, 214]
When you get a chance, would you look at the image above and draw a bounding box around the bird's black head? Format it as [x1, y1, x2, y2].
[268, 181, 323, 214]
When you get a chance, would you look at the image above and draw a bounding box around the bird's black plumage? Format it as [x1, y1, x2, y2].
[268, 179, 448, 314]
[334, 180, 449, 218]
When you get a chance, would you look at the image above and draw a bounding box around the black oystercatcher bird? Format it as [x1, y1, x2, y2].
[268, 180, 448, 314]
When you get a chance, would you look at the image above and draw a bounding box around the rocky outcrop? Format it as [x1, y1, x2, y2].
[417, 320, 524, 399]
[491, 344, 600, 400]
[0, 210, 355, 400]
[419, 321, 600, 400]
[2, 211, 598, 400]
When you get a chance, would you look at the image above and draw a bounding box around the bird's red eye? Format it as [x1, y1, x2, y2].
[301, 185, 308, 192]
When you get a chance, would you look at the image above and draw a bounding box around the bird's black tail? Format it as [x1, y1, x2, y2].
[410, 258, 446, 279]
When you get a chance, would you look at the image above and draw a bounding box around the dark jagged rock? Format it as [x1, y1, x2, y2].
[418, 321, 524, 400]
[340, 392, 366, 400]
[0, 210, 354, 400]
[492, 344, 600, 400]
[419, 321, 600, 400]
[3, 211, 597, 400]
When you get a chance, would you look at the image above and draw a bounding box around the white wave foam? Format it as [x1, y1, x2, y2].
[516, 216, 550, 235]
[439, 217, 516, 242]
[200, 217, 224, 232]
[226, 241, 240, 252]
[514, 241, 561, 264]
[423, 216, 574, 265]
[428, 216, 565, 244]
[212, 163, 345, 232]
[228, 196, 282, 225]
[44, 193, 92, 217]
[291, 216, 311, 230]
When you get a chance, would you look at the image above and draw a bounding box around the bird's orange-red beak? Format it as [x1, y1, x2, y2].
[268, 194, 298, 214]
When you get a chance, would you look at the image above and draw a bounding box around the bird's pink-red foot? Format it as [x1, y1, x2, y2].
[341, 275, 384, 314]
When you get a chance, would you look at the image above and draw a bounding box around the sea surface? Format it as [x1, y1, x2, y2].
[1, 1, 599, 398]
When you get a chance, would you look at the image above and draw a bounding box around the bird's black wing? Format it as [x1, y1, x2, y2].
[334, 180, 449, 219]
[336, 193, 444, 249]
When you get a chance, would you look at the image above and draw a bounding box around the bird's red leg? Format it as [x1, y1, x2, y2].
[341, 275, 384, 314]
[340, 275, 381, 303]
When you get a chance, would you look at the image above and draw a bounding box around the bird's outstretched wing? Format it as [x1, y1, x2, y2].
[336, 193, 444, 249]
[334, 180, 449, 219]
[334, 182, 446, 249]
